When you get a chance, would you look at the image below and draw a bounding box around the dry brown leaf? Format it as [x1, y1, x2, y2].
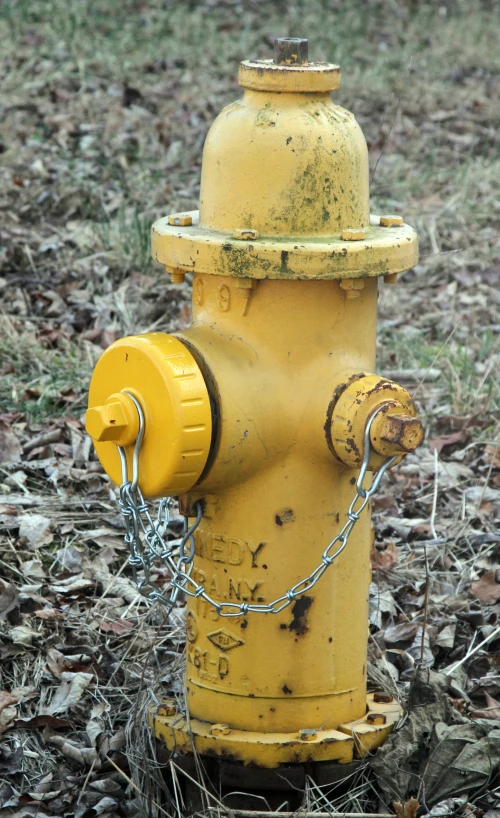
[33, 608, 64, 620]
[18, 513, 53, 548]
[394, 797, 420, 818]
[48, 574, 95, 595]
[95, 618, 134, 635]
[470, 691, 500, 720]
[44, 726, 99, 767]
[371, 540, 399, 571]
[92, 558, 142, 604]
[0, 583, 19, 620]
[0, 422, 22, 464]
[0, 692, 18, 714]
[9, 625, 41, 646]
[429, 430, 469, 454]
[485, 444, 500, 468]
[0, 705, 17, 734]
[384, 621, 420, 645]
[14, 715, 71, 730]
[41, 671, 93, 715]
[470, 570, 500, 604]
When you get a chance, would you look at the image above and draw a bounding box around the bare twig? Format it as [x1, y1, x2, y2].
[445, 625, 500, 676]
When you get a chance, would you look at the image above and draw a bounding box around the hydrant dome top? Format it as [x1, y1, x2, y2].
[150, 38, 419, 279]
[199, 52, 368, 238]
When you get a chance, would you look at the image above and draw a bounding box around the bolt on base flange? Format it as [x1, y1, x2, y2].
[151, 693, 402, 767]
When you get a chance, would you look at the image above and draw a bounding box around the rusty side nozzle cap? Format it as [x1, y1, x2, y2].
[239, 36, 340, 94]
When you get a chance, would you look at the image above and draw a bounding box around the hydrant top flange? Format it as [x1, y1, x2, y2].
[151, 213, 418, 281]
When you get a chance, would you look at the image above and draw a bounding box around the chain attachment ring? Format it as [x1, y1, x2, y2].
[117, 395, 396, 617]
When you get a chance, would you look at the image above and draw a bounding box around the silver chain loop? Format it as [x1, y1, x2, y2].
[117, 393, 397, 617]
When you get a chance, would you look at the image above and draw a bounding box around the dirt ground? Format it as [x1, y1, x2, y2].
[1, 0, 500, 816]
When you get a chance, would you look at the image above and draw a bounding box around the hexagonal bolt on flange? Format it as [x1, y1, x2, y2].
[167, 213, 193, 227]
[299, 728, 317, 741]
[169, 269, 186, 284]
[340, 278, 365, 300]
[373, 692, 394, 704]
[341, 228, 365, 241]
[367, 713, 386, 725]
[274, 37, 308, 65]
[233, 228, 259, 240]
[380, 215, 403, 227]
[384, 273, 398, 285]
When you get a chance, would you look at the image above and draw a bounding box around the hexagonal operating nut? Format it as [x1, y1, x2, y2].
[85, 392, 139, 448]
[274, 37, 308, 66]
[370, 407, 424, 457]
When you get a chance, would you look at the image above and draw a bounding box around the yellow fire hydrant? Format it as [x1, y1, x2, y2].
[87, 38, 423, 779]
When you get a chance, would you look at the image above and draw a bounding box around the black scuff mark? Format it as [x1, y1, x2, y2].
[275, 509, 294, 526]
[288, 595, 314, 636]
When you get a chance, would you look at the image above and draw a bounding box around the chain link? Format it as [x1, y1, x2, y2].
[117, 392, 397, 617]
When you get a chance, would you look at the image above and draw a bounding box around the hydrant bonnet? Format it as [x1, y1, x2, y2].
[199, 51, 369, 238]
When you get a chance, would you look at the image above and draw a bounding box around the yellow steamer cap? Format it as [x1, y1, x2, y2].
[86, 334, 212, 498]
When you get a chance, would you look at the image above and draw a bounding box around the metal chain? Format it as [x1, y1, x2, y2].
[117, 392, 397, 618]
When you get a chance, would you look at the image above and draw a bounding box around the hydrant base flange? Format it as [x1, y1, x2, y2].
[151, 693, 402, 767]
[152, 212, 418, 281]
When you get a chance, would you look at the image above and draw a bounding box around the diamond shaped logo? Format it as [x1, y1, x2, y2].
[207, 628, 245, 652]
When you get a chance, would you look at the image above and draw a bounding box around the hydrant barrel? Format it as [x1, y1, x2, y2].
[87, 38, 422, 772]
